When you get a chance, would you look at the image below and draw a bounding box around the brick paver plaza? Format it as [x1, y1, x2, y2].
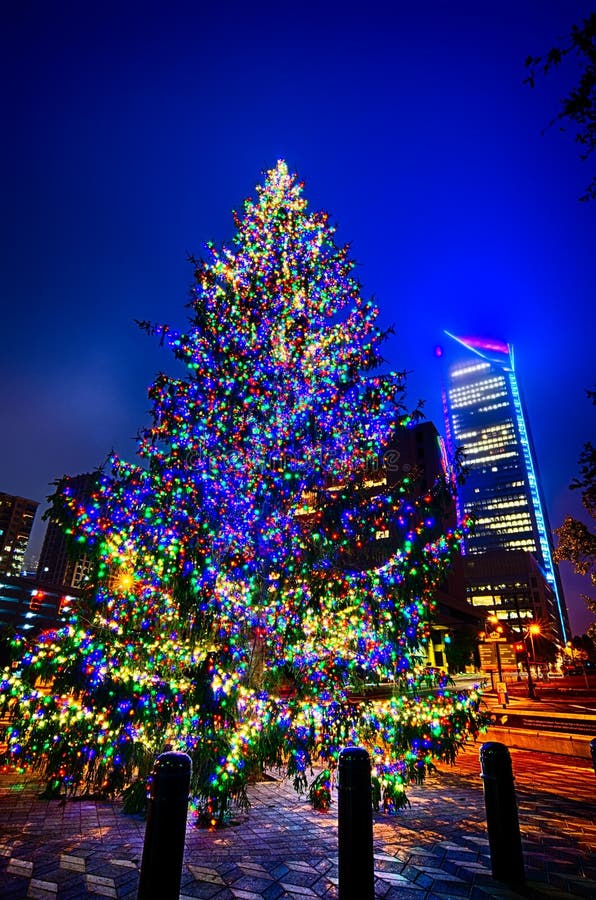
[0, 744, 594, 899]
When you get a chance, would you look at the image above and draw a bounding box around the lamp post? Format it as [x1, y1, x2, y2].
[528, 622, 540, 672]
[514, 639, 537, 701]
[528, 623, 540, 669]
[525, 623, 541, 698]
[524, 641, 537, 701]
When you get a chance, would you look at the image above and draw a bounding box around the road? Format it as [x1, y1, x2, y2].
[453, 672, 596, 713]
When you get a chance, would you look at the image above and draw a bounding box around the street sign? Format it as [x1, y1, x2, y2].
[479, 642, 497, 670]
[479, 642, 518, 672]
[497, 644, 517, 670]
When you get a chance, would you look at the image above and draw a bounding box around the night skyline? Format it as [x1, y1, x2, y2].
[2, 1, 594, 634]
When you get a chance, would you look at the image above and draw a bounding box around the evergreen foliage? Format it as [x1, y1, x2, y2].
[1, 162, 485, 821]
[525, 13, 596, 202]
[555, 388, 596, 637]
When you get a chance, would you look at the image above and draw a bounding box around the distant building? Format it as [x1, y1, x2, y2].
[0, 573, 76, 662]
[391, 421, 483, 668]
[0, 492, 39, 577]
[441, 333, 569, 643]
[37, 472, 96, 591]
[364, 420, 483, 669]
[464, 550, 559, 635]
[294, 419, 482, 670]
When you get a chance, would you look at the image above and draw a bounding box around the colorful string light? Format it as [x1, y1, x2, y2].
[0, 161, 485, 821]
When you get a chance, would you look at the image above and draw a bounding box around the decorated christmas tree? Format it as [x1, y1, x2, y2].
[1, 162, 484, 821]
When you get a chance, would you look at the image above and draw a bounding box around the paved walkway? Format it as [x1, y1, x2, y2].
[0, 745, 594, 899]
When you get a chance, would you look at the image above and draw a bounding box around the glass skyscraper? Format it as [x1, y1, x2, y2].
[441, 333, 569, 643]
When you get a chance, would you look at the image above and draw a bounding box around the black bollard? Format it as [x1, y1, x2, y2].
[137, 751, 192, 900]
[337, 747, 375, 900]
[590, 738, 596, 776]
[479, 742, 525, 885]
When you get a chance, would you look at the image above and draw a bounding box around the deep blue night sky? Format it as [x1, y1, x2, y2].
[2, 1, 594, 633]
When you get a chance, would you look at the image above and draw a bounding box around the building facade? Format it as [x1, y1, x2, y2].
[0, 574, 75, 650]
[37, 472, 96, 591]
[441, 333, 569, 643]
[464, 550, 559, 635]
[0, 492, 38, 577]
[365, 420, 482, 669]
[295, 419, 482, 670]
[0, 473, 97, 653]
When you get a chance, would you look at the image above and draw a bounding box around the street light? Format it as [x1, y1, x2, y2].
[514, 638, 537, 701]
[528, 623, 541, 665]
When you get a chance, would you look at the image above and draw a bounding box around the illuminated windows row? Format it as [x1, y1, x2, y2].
[473, 480, 526, 495]
[457, 419, 515, 441]
[467, 535, 537, 553]
[471, 581, 528, 592]
[451, 362, 491, 378]
[470, 597, 536, 617]
[500, 538, 537, 551]
[450, 389, 509, 411]
[474, 512, 533, 528]
[458, 437, 517, 455]
[450, 375, 503, 397]
[450, 381, 505, 402]
[471, 498, 529, 513]
[461, 433, 517, 453]
[467, 496, 530, 512]
[477, 401, 509, 414]
[467, 450, 519, 467]
[449, 374, 507, 397]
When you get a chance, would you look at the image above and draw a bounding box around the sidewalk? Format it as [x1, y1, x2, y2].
[1, 744, 594, 899]
[479, 688, 596, 759]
